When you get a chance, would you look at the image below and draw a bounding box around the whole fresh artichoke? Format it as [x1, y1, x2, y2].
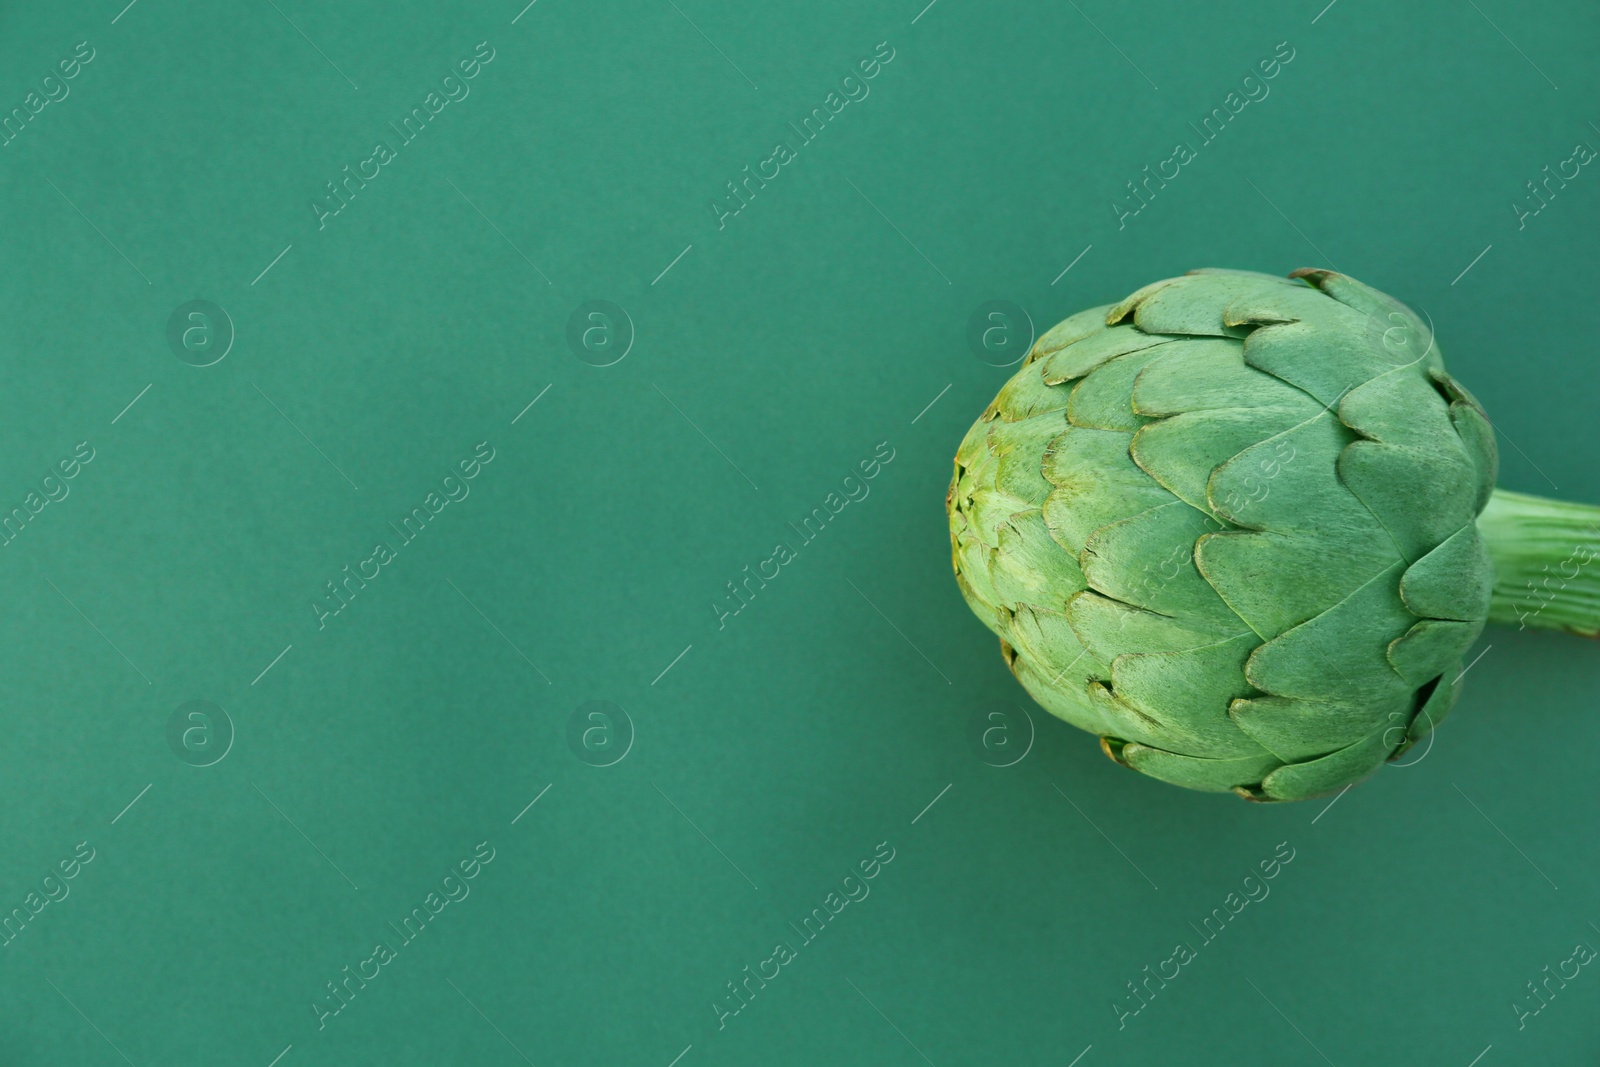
[948, 268, 1600, 801]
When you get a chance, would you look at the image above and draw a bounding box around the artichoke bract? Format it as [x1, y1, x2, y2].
[948, 268, 1600, 801]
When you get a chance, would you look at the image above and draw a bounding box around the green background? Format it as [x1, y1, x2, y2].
[1, 0, 1596, 1063]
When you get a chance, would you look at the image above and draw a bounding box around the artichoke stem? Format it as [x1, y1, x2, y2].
[1478, 488, 1600, 637]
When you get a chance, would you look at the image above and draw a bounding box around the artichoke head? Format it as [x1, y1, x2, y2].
[947, 268, 1499, 801]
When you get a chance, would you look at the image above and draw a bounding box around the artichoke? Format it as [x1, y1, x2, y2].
[948, 268, 1600, 801]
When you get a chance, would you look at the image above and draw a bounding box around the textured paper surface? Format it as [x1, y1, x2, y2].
[1, 0, 1596, 1063]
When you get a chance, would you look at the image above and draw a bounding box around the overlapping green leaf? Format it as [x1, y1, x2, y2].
[947, 268, 1499, 801]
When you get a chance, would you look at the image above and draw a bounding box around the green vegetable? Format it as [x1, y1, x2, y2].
[947, 268, 1600, 801]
